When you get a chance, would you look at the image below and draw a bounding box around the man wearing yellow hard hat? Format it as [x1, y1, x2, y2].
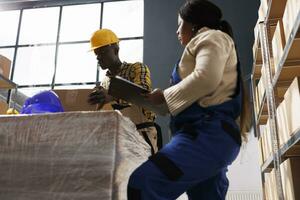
[88, 29, 161, 154]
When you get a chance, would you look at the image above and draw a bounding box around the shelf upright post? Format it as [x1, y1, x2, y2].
[259, 22, 284, 200]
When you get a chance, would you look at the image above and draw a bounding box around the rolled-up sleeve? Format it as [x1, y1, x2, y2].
[164, 32, 232, 116]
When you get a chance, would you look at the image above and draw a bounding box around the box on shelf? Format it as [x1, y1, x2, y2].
[253, 22, 277, 65]
[258, 137, 265, 166]
[272, 19, 286, 74]
[283, 76, 300, 136]
[261, 121, 272, 162]
[0, 55, 11, 79]
[53, 89, 113, 112]
[264, 169, 279, 200]
[255, 86, 260, 117]
[282, 0, 300, 42]
[280, 158, 300, 200]
[258, 0, 269, 21]
[270, 169, 279, 200]
[257, 77, 266, 107]
[264, 172, 272, 200]
[276, 100, 290, 147]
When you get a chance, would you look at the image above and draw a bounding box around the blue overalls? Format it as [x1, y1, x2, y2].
[128, 60, 242, 200]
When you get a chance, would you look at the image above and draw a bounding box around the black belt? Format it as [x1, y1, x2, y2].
[111, 104, 131, 110]
[136, 122, 163, 155]
[136, 122, 155, 130]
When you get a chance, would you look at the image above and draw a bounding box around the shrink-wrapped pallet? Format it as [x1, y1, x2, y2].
[0, 111, 151, 200]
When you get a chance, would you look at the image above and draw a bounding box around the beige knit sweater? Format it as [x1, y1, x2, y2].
[163, 27, 238, 116]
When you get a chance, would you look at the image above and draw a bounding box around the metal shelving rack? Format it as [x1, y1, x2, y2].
[251, 0, 300, 199]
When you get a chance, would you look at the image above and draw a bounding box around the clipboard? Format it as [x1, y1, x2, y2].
[108, 76, 168, 115]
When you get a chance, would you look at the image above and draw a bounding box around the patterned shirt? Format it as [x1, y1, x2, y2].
[102, 62, 155, 122]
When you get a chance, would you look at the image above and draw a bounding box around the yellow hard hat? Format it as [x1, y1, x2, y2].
[89, 29, 119, 51]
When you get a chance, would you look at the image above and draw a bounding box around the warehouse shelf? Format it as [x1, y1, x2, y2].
[272, 12, 300, 86]
[0, 74, 17, 89]
[261, 128, 300, 173]
[265, 0, 287, 22]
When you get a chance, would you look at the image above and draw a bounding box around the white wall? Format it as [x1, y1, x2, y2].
[227, 131, 262, 192]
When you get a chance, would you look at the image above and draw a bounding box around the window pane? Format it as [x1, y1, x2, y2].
[13, 46, 56, 85]
[18, 87, 51, 98]
[54, 84, 94, 90]
[103, 0, 143, 38]
[56, 43, 97, 84]
[0, 10, 20, 46]
[60, 4, 101, 42]
[0, 48, 15, 62]
[119, 39, 143, 63]
[19, 7, 59, 44]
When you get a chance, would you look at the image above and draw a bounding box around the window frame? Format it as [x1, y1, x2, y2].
[0, 0, 144, 100]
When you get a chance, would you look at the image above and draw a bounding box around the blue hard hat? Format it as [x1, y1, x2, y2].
[21, 90, 64, 114]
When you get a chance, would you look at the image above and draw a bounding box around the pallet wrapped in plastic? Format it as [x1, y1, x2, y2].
[0, 111, 151, 200]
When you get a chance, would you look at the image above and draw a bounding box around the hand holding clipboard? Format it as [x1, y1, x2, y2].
[108, 76, 169, 115]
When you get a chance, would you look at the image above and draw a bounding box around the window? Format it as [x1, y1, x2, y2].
[0, 0, 144, 98]
[0, 10, 20, 46]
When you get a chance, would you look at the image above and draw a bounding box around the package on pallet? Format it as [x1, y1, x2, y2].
[280, 158, 300, 200]
[283, 76, 300, 136]
[0, 54, 11, 79]
[0, 100, 8, 114]
[0, 111, 150, 200]
[53, 89, 113, 112]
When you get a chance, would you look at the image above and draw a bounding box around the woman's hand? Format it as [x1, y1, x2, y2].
[144, 88, 166, 105]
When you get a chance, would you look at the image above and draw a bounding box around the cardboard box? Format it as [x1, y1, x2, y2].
[261, 121, 272, 162]
[276, 100, 290, 146]
[270, 169, 279, 200]
[258, 0, 269, 21]
[257, 77, 265, 108]
[283, 77, 300, 136]
[0, 54, 11, 79]
[264, 172, 272, 200]
[0, 100, 8, 114]
[272, 20, 286, 73]
[53, 89, 112, 112]
[282, 0, 300, 42]
[280, 158, 300, 200]
[258, 137, 264, 166]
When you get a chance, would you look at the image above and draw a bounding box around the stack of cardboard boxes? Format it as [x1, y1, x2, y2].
[253, 0, 300, 199]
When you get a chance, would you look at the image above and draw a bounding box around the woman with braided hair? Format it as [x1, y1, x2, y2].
[127, 0, 250, 199]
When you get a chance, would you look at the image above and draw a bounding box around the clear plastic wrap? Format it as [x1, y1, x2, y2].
[0, 111, 151, 200]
